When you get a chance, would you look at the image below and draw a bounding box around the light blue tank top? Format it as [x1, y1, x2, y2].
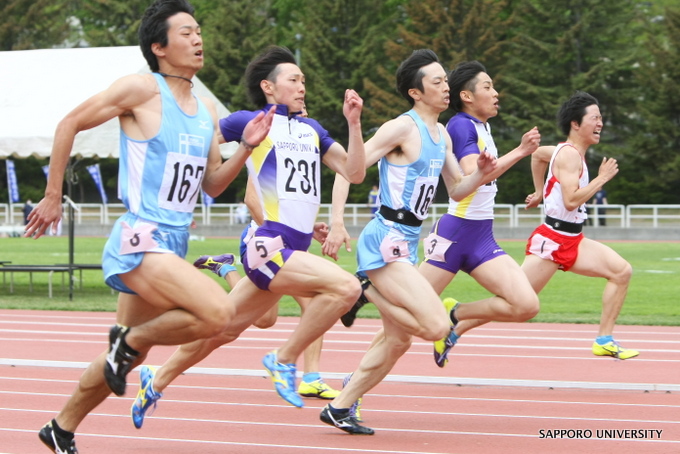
[378, 109, 447, 223]
[117, 73, 214, 228]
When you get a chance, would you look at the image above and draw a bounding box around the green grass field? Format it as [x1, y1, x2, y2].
[0, 236, 678, 326]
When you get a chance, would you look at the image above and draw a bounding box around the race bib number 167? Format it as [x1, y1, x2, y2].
[158, 152, 206, 213]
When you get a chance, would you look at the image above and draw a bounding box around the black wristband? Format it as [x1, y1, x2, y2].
[240, 135, 259, 151]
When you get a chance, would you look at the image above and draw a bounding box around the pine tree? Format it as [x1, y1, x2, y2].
[626, 6, 680, 203]
[496, 0, 646, 203]
[0, 0, 72, 50]
[74, 0, 149, 47]
[194, 0, 277, 113]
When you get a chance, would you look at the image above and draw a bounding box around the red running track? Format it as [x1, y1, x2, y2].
[0, 309, 679, 454]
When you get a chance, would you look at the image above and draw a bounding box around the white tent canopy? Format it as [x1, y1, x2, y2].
[0, 46, 235, 160]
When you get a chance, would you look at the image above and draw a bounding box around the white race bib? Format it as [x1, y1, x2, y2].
[409, 175, 439, 220]
[158, 151, 207, 213]
[275, 146, 320, 205]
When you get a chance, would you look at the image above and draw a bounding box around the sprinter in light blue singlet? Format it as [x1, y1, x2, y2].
[323, 50, 496, 435]
[103, 73, 214, 293]
[356, 109, 445, 273]
[26, 2, 276, 452]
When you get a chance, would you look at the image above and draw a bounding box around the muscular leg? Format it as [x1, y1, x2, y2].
[119, 253, 234, 353]
[253, 303, 278, 329]
[461, 255, 539, 321]
[54, 292, 164, 432]
[217, 263, 279, 330]
[295, 296, 324, 374]
[54, 352, 120, 432]
[269, 252, 361, 365]
[224, 270, 242, 291]
[520, 253, 560, 295]
[363, 262, 450, 341]
[55, 253, 235, 433]
[330, 261, 450, 407]
[419, 256, 539, 337]
[152, 278, 281, 392]
[418, 261, 475, 334]
[568, 238, 632, 336]
[330, 315, 411, 409]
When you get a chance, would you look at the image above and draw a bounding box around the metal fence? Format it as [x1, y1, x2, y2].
[2, 202, 680, 231]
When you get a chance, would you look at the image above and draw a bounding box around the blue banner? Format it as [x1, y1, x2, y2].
[6, 160, 20, 203]
[42, 165, 49, 179]
[201, 191, 214, 206]
[86, 164, 108, 204]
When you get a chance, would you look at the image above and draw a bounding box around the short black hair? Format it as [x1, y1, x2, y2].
[447, 61, 487, 113]
[556, 91, 599, 136]
[138, 0, 195, 72]
[245, 46, 297, 108]
[395, 49, 441, 107]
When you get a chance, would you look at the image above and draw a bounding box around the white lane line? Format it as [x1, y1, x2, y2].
[1, 358, 679, 392]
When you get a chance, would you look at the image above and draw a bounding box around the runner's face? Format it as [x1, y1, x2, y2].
[163, 13, 203, 71]
[416, 62, 450, 112]
[465, 72, 498, 121]
[576, 104, 603, 145]
[268, 63, 306, 112]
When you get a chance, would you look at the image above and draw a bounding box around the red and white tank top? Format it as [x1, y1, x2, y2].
[543, 142, 589, 225]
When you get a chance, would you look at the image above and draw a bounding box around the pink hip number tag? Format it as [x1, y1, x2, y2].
[379, 234, 410, 263]
[119, 221, 159, 255]
[246, 235, 285, 269]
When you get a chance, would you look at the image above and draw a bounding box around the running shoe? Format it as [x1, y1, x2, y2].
[263, 350, 304, 407]
[320, 405, 374, 435]
[433, 298, 460, 368]
[104, 324, 139, 396]
[131, 365, 163, 429]
[193, 253, 236, 276]
[39, 420, 78, 453]
[592, 340, 639, 359]
[340, 274, 371, 328]
[298, 379, 340, 399]
[342, 373, 363, 422]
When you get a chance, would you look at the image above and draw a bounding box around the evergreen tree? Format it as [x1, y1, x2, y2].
[194, 0, 277, 113]
[626, 6, 680, 203]
[498, 0, 645, 204]
[0, 0, 72, 50]
[74, 0, 149, 47]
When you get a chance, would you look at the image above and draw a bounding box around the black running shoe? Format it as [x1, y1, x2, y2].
[320, 405, 374, 435]
[341, 274, 371, 328]
[39, 420, 78, 453]
[104, 324, 139, 396]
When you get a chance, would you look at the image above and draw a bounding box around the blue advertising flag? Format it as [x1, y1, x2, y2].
[6, 160, 20, 203]
[86, 164, 108, 204]
[201, 191, 214, 206]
